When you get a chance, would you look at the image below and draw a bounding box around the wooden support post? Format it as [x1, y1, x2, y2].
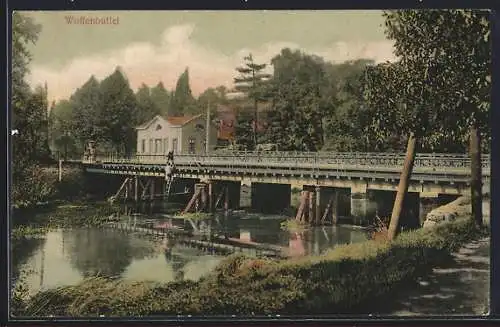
[184, 188, 202, 213]
[208, 182, 214, 213]
[125, 178, 129, 199]
[134, 176, 138, 202]
[200, 184, 207, 212]
[214, 188, 225, 209]
[224, 185, 229, 211]
[315, 187, 321, 225]
[141, 179, 152, 200]
[332, 190, 339, 225]
[295, 191, 309, 222]
[58, 159, 63, 182]
[308, 191, 315, 225]
[150, 178, 155, 201]
[114, 177, 130, 200]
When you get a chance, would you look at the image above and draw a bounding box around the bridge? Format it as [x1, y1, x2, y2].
[76, 151, 491, 226]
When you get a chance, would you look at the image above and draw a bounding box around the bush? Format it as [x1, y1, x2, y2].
[20, 218, 488, 317]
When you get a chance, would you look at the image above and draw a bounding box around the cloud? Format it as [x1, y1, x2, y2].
[28, 24, 397, 102]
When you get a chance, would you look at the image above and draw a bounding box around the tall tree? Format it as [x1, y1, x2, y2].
[11, 12, 47, 170]
[135, 83, 160, 124]
[265, 49, 328, 151]
[98, 67, 138, 154]
[150, 82, 170, 116]
[49, 100, 77, 159]
[170, 68, 196, 116]
[70, 76, 102, 151]
[322, 59, 376, 151]
[382, 9, 491, 230]
[234, 54, 271, 149]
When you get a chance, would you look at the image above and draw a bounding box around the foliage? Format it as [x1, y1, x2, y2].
[169, 68, 197, 116]
[19, 216, 487, 317]
[321, 60, 376, 151]
[280, 219, 309, 232]
[135, 83, 161, 124]
[264, 49, 329, 151]
[233, 54, 272, 149]
[68, 76, 102, 152]
[150, 82, 171, 116]
[97, 67, 139, 154]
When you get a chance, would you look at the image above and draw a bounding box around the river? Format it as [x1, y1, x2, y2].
[11, 205, 369, 297]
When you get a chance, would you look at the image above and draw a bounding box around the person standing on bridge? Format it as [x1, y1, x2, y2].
[165, 151, 176, 182]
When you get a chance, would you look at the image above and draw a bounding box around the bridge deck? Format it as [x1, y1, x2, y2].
[76, 152, 490, 187]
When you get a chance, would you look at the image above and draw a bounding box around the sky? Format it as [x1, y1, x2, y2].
[22, 10, 397, 103]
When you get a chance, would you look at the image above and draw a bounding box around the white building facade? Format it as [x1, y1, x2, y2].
[135, 114, 218, 155]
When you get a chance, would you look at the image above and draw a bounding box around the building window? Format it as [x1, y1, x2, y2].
[189, 138, 196, 154]
[141, 139, 146, 153]
[163, 138, 169, 154]
[172, 138, 178, 154]
[149, 139, 153, 154]
[156, 124, 162, 130]
[155, 139, 162, 154]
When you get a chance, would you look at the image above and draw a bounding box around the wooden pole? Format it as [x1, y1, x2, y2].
[315, 187, 321, 225]
[58, 159, 62, 182]
[309, 191, 315, 226]
[208, 182, 214, 213]
[469, 121, 483, 227]
[150, 178, 155, 201]
[224, 185, 229, 211]
[387, 132, 417, 240]
[134, 176, 138, 202]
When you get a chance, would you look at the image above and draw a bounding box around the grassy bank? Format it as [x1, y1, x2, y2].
[17, 217, 488, 317]
[12, 166, 88, 210]
[11, 201, 119, 239]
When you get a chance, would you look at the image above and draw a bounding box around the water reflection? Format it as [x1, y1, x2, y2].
[12, 228, 224, 295]
[12, 205, 368, 296]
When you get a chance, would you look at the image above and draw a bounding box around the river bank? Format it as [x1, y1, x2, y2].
[13, 213, 488, 317]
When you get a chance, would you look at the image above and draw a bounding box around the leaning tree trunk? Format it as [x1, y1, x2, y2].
[469, 121, 483, 228]
[387, 132, 418, 241]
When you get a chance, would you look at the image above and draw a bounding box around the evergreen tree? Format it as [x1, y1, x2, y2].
[170, 68, 196, 116]
[233, 54, 271, 149]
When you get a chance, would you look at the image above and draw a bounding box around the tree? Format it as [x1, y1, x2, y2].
[382, 10, 491, 231]
[49, 100, 78, 159]
[322, 59, 376, 151]
[169, 68, 196, 116]
[70, 76, 102, 151]
[264, 49, 328, 151]
[234, 54, 271, 149]
[150, 82, 170, 116]
[135, 83, 160, 124]
[98, 67, 138, 154]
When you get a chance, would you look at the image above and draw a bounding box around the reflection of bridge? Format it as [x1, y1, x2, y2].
[77, 152, 490, 225]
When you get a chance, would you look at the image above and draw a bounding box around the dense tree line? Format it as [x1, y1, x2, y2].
[48, 66, 211, 157]
[21, 10, 491, 162]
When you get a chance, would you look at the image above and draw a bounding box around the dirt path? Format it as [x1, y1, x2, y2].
[385, 236, 490, 316]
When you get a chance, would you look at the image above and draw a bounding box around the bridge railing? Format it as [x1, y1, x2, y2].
[88, 151, 491, 171]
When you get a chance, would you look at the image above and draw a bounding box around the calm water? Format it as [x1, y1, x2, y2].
[11, 207, 368, 296]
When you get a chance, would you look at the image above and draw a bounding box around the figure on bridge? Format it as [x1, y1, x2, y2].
[165, 150, 176, 182]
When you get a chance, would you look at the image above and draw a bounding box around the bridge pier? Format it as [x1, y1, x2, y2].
[251, 183, 291, 214]
[349, 182, 377, 225]
[419, 192, 440, 226]
[318, 187, 339, 225]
